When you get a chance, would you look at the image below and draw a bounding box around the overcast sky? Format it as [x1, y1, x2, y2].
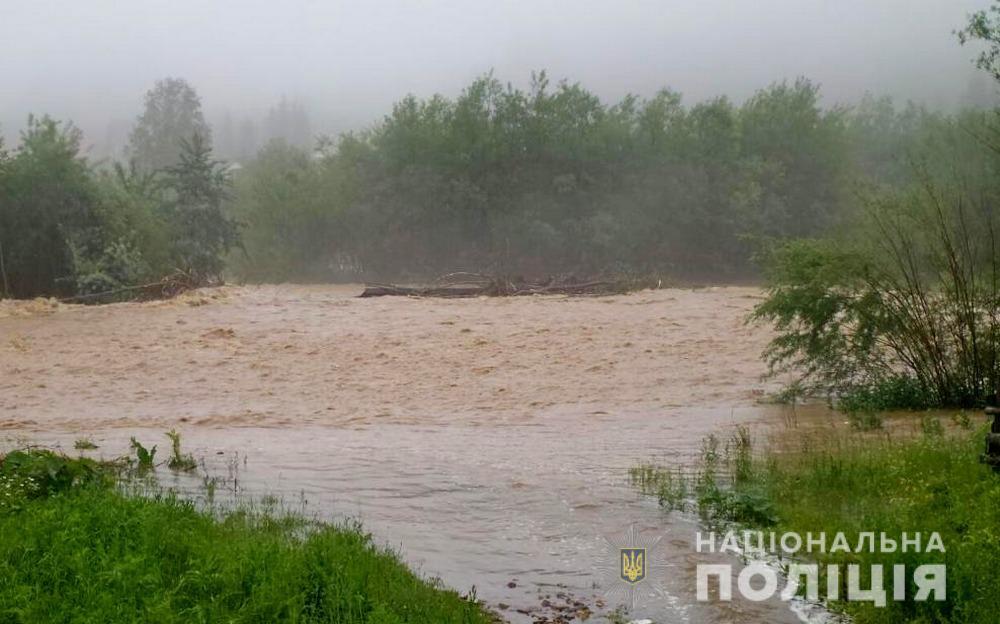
[1, 0, 993, 151]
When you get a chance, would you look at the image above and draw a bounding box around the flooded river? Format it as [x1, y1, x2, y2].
[1, 285, 829, 623]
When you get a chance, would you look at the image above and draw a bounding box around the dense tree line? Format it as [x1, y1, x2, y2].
[230, 73, 971, 282]
[0, 80, 237, 299]
[0, 71, 992, 298]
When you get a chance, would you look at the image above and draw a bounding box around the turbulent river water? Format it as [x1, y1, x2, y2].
[1, 285, 836, 623]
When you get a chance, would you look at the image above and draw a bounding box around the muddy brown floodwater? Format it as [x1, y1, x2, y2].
[1, 285, 831, 623]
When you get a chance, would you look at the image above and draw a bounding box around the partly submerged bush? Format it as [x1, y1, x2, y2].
[753, 158, 1000, 408]
[0, 449, 112, 500]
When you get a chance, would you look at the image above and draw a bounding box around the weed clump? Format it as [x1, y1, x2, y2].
[165, 430, 197, 472]
[129, 437, 156, 471]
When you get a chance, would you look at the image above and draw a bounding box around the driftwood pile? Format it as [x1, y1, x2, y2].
[359, 273, 634, 298]
[59, 270, 204, 304]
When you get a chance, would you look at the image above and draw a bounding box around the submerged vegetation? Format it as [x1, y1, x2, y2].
[632, 419, 1000, 623]
[0, 447, 492, 623]
[166, 429, 198, 472]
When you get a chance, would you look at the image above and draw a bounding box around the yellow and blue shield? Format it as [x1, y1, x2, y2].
[620, 547, 646, 584]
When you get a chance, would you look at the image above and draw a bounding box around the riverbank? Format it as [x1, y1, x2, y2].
[0, 449, 494, 623]
[633, 415, 1000, 622]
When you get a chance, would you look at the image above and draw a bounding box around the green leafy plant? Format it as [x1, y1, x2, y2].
[0, 450, 111, 500]
[129, 437, 156, 471]
[165, 430, 197, 472]
[629, 464, 689, 511]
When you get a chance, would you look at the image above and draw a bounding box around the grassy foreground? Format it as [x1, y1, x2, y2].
[632, 419, 1000, 623]
[0, 450, 492, 624]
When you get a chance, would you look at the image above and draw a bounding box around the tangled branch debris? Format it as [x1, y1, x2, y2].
[58, 270, 204, 304]
[359, 274, 657, 298]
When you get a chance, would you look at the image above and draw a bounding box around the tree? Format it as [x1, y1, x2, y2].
[128, 78, 211, 173]
[960, 3, 1000, 81]
[230, 139, 324, 280]
[161, 133, 239, 280]
[0, 116, 103, 297]
[738, 78, 848, 238]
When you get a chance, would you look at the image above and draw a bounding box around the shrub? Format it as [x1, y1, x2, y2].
[754, 152, 1000, 408]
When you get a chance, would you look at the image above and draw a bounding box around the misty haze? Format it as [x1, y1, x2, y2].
[4, 2, 1000, 624]
[2, 0, 996, 156]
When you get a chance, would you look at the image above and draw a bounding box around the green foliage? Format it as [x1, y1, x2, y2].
[754, 126, 1000, 408]
[1, 86, 240, 300]
[130, 437, 157, 471]
[0, 116, 105, 298]
[0, 450, 111, 508]
[631, 428, 779, 526]
[165, 430, 197, 472]
[952, 411, 975, 429]
[73, 438, 98, 450]
[959, 2, 1000, 84]
[229, 139, 356, 281]
[752, 429, 999, 623]
[738, 78, 849, 238]
[0, 77, 242, 301]
[230, 73, 858, 281]
[752, 238, 882, 397]
[1, 70, 995, 297]
[693, 428, 780, 526]
[0, 450, 492, 623]
[629, 464, 689, 511]
[161, 134, 240, 281]
[634, 426, 1000, 623]
[838, 376, 935, 413]
[920, 414, 945, 438]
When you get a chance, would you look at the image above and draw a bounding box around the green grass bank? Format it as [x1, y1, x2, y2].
[632, 418, 1000, 623]
[0, 449, 493, 624]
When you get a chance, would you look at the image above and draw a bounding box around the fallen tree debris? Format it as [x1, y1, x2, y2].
[58, 270, 204, 304]
[358, 274, 642, 298]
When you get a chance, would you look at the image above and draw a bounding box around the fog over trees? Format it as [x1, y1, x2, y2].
[4, 1, 1000, 299]
[1, 0, 996, 155]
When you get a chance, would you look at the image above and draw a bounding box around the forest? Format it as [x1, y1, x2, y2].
[2, 68, 993, 299]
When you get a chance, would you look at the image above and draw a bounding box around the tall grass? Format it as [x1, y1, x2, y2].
[633, 422, 1000, 623]
[0, 450, 493, 623]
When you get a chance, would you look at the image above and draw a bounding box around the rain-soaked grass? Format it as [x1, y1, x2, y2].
[0, 447, 493, 624]
[632, 417, 1000, 623]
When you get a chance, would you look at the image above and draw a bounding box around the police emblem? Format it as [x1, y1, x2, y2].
[620, 547, 646, 583]
[599, 524, 673, 610]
